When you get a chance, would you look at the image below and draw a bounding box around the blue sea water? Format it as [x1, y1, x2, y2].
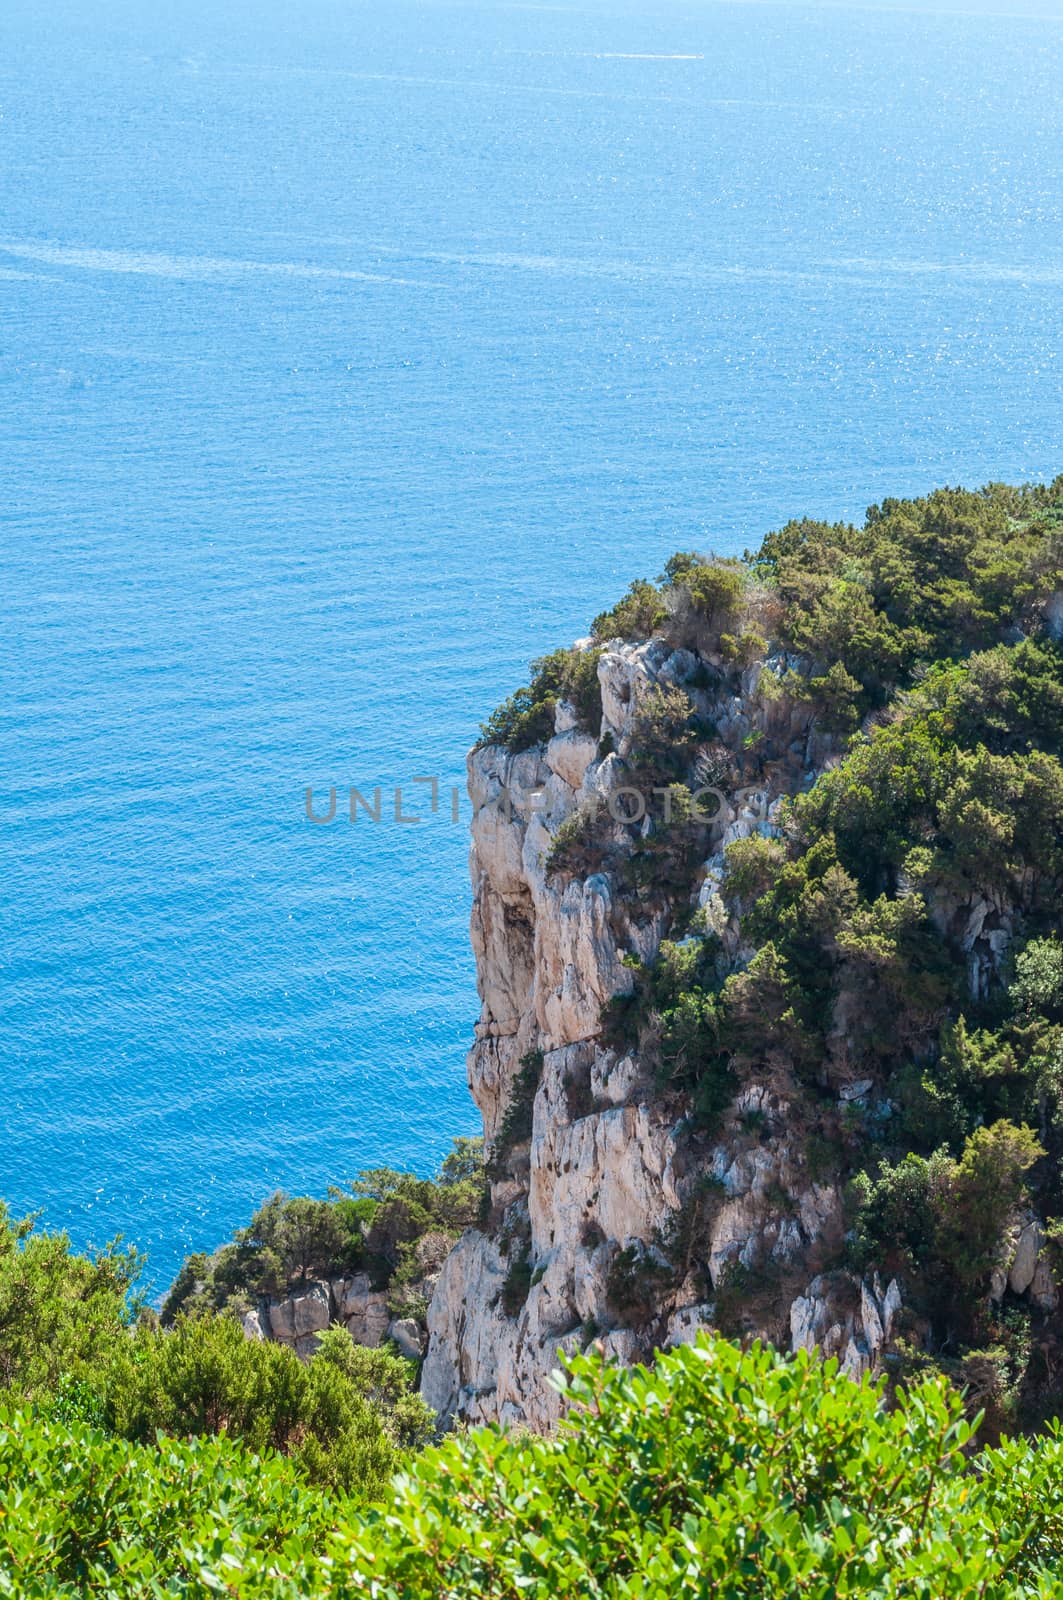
[2, 0, 1062, 1292]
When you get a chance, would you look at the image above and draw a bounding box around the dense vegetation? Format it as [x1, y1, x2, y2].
[0, 1201, 432, 1503]
[0, 1137, 483, 1510]
[477, 645, 604, 751]
[6, 1335, 1063, 1595]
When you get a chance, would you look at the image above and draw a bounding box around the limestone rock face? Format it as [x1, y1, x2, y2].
[422, 640, 859, 1429]
[341, 1276, 391, 1347]
[421, 1230, 511, 1428]
[992, 1211, 1058, 1312]
[790, 1272, 902, 1382]
[249, 1273, 401, 1362]
[389, 1318, 427, 1361]
[242, 1308, 266, 1341]
[1009, 1218, 1044, 1296]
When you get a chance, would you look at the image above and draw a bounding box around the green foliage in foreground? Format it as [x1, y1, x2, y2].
[5, 1336, 1063, 1597]
[0, 1202, 432, 1504]
[104, 1317, 433, 1498]
[0, 1203, 142, 1404]
[0, 1415, 342, 1598]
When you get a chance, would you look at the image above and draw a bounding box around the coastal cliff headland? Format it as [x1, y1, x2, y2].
[173, 477, 1063, 1444]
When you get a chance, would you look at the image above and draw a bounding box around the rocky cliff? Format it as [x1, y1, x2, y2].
[420, 486, 1063, 1431]
[420, 639, 869, 1427]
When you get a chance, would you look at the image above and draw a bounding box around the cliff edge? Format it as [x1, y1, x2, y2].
[422, 481, 1063, 1432]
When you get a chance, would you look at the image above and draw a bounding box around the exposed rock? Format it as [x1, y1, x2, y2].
[420, 636, 854, 1429]
[665, 1304, 715, 1346]
[422, 632, 925, 1429]
[292, 1284, 331, 1337]
[389, 1318, 426, 1361]
[546, 727, 599, 791]
[421, 1230, 511, 1429]
[790, 1272, 901, 1381]
[250, 1272, 400, 1362]
[342, 1276, 391, 1347]
[860, 1280, 884, 1355]
[1009, 1217, 1044, 1296]
[268, 1298, 297, 1342]
[994, 1212, 1058, 1310]
[1043, 590, 1063, 641]
[590, 1051, 643, 1106]
[1030, 1258, 1059, 1313]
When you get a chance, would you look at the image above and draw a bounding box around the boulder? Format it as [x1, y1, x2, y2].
[388, 1318, 425, 1361]
[1009, 1219, 1044, 1296]
[292, 1283, 331, 1337]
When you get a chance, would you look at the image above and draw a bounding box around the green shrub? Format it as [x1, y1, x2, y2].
[719, 628, 766, 666]
[943, 1121, 1045, 1286]
[721, 833, 788, 905]
[628, 684, 704, 784]
[486, 1050, 543, 1180]
[478, 648, 602, 751]
[545, 805, 611, 879]
[500, 1252, 533, 1316]
[340, 1335, 1063, 1597]
[757, 482, 1063, 712]
[604, 1244, 673, 1326]
[1012, 938, 1063, 1022]
[164, 1140, 484, 1319]
[591, 578, 665, 641]
[682, 559, 744, 625]
[8, 1336, 1063, 1595]
[0, 1205, 141, 1402]
[663, 1174, 725, 1280]
[851, 1120, 1043, 1295]
[103, 1318, 431, 1498]
[0, 1409, 345, 1597]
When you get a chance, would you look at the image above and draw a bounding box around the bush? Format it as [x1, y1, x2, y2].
[682, 559, 744, 624]
[757, 482, 1063, 711]
[0, 1409, 345, 1597]
[851, 1120, 1044, 1293]
[1012, 937, 1063, 1022]
[500, 1252, 533, 1316]
[486, 1051, 543, 1180]
[478, 648, 602, 751]
[339, 1336, 1063, 1598]
[163, 1139, 484, 1318]
[545, 805, 611, 879]
[628, 684, 705, 785]
[943, 1121, 1045, 1286]
[8, 1336, 1063, 1594]
[591, 578, 665, 641]
[604, 1243, 673, 1326]
[103, 1319, 432, 1498]
[0, 1205, 141, 1401]
[721, 833, 788, 905]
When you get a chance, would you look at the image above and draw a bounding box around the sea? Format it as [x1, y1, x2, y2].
[2, 0, 1062, 1293]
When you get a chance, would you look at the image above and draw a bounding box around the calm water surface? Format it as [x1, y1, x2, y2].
[1, 0, 1062, 1287]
